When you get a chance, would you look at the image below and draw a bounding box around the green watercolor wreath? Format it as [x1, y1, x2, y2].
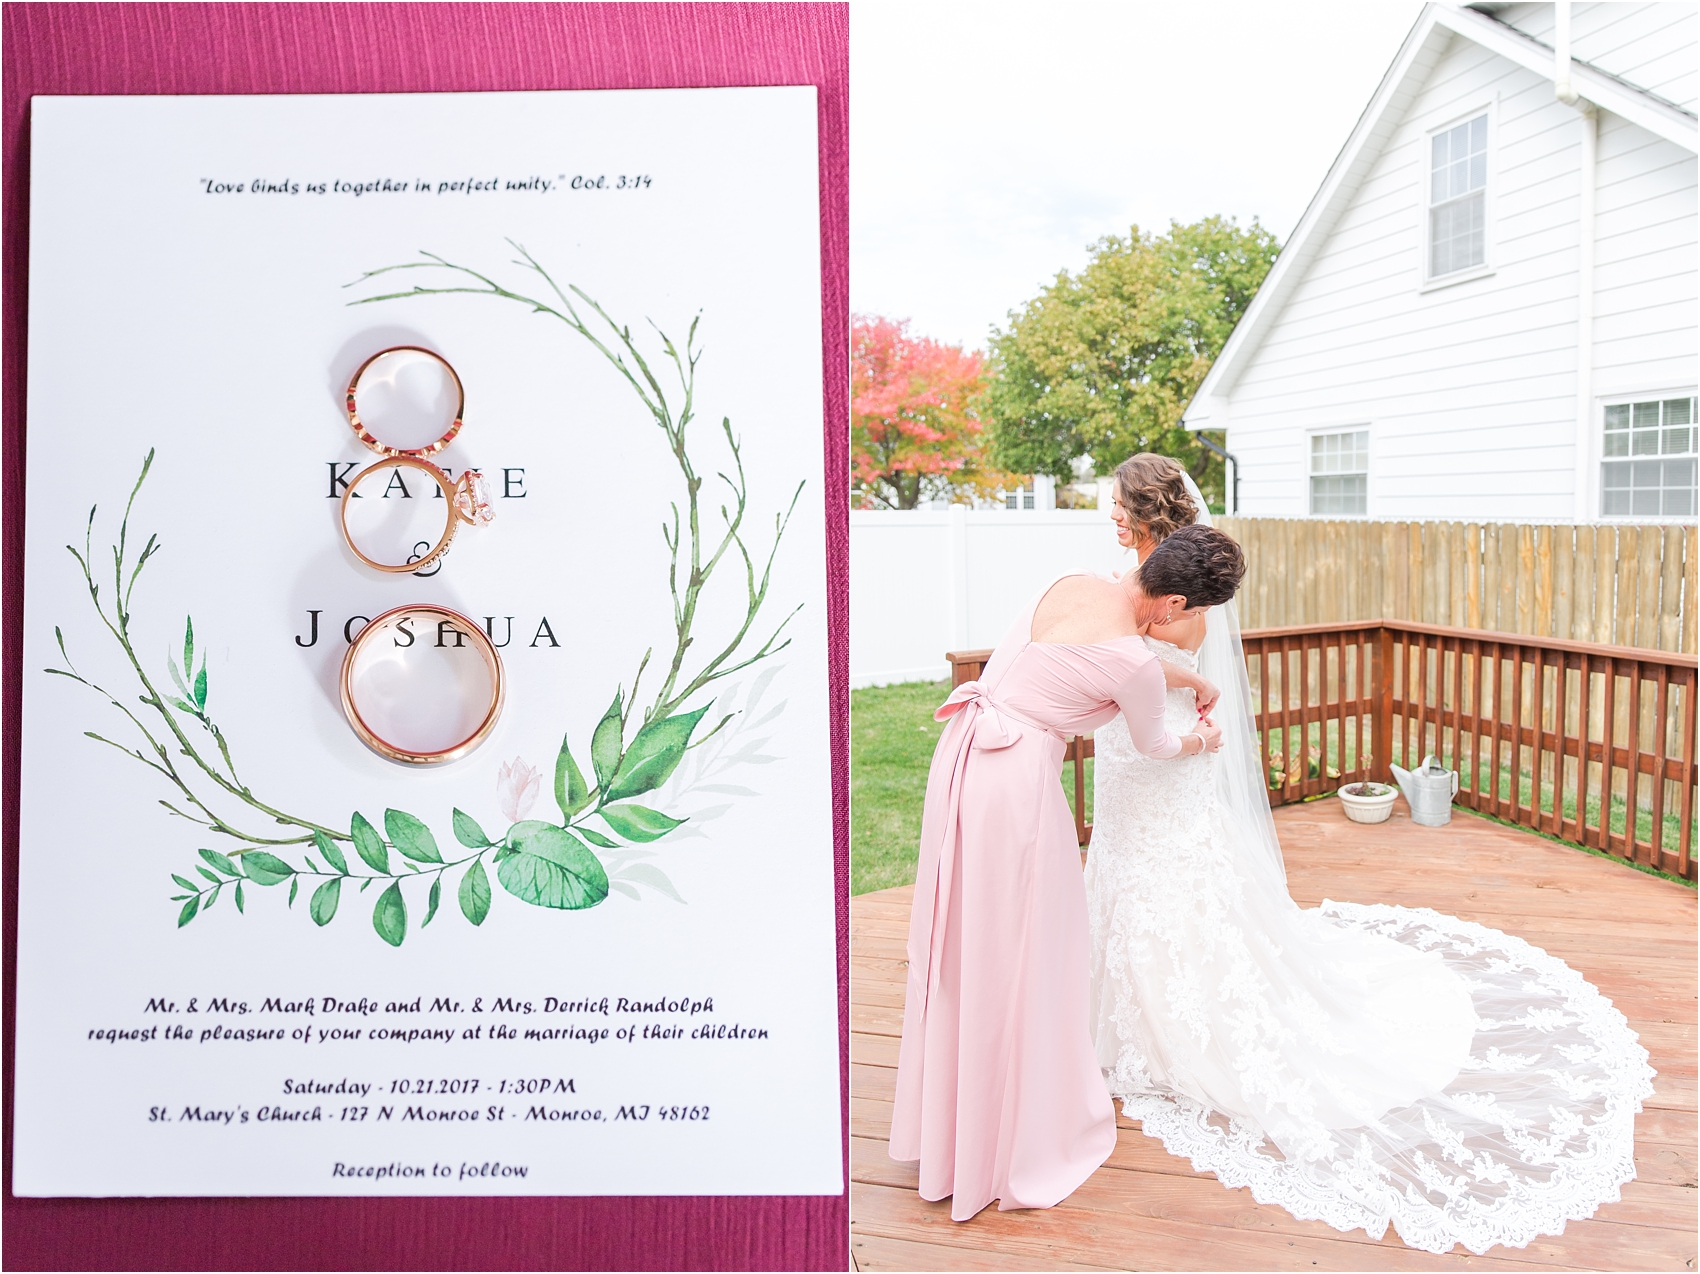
[48, 246, 803, 946]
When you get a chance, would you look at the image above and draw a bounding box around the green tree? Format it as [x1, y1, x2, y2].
[985, 216, 1279, 504]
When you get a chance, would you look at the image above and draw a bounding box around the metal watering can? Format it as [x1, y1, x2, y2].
[1390, 754, 1459, 827]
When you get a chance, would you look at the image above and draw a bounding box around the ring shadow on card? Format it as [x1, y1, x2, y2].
[328, 324, 443, 416]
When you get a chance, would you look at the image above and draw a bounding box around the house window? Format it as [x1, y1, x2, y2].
[1429, 113, 1488, 278]
[1602, 397, 1697, 518]
[1310, 429, 1368, 515]
[1005, 484, 1034, 510]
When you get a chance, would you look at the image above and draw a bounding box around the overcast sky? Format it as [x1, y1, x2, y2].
[851, 1, 1429, 351]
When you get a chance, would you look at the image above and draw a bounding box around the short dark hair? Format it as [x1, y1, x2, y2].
[1139, 524, 1246, 608]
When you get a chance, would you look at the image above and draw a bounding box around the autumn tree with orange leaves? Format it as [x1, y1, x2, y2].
[852, 316, 1016, 509]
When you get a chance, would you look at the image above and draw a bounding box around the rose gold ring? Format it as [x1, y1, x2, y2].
[345, 346, 466, 459]
[340, 604, 505, 765]
[338, 456, 494, 574]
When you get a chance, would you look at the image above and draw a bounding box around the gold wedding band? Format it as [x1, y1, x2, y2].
[338, 456, 494, 574]
[340, 604, 505, 765]
[345, 346, 466, 459]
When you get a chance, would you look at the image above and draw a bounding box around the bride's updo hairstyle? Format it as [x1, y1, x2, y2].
[1114, 453, 1197, 543]
[1138, 525, 1246, 609]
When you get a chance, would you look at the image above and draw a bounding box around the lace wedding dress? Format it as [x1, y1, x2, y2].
[1085, 636, 1656, 1255]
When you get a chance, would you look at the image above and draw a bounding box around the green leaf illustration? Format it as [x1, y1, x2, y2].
[199, 848, 241, 877]
[313, 830, 349, 874]
[67, 290, 803, 944]
[496, 822, 609, 910]
[618, 862, 686, 903]
[459, 859, 491, 925]
[452, 808, 491, 848]
[351, 812, 388, 873]
[590, 691, 624, 790]
[600, 803, 687, 843]
[310, 877, 341, 926]
[385, 809, 442, 863]
[604, 705, 710, 802]
[242, 852, 295, 886]
[372, 881, 407, 946]
[555, 732, 593, 820]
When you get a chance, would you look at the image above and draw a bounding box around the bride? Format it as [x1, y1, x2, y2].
[1084, 454, 1655, 1256]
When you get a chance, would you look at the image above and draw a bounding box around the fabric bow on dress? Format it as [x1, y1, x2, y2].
[933, 679, 1033, 751]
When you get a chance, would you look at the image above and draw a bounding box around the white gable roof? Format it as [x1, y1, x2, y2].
[1186, 2, 1698, 419]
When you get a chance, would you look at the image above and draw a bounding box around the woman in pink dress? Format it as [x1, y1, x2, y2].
[889, 525, 1248, 1220]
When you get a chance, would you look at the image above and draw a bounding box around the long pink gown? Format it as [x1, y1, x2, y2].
[889, 581, 1183, 1220]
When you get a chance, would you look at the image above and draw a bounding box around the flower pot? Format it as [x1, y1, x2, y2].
[1338, 782, 1397, 824]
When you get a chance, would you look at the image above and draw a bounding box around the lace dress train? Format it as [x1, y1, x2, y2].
[1084, 637, 1656, 1256]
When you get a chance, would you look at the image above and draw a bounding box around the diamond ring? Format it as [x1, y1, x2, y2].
[338, 455, 494, 574]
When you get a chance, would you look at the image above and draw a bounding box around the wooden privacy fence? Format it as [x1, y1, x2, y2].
[945, 622, 1698, 880]
[1216, 518, 1698, 655]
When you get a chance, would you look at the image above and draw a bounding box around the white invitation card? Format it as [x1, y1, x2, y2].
[13, 88, 840, 1197]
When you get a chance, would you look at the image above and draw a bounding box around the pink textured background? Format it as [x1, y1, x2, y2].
[0, 5, 849, 1269]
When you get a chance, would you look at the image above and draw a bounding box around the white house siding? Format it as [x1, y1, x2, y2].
[1218, 4, 1696, 522]
[1500, 2, 1698, 109]
[1593, 111, 1697, 404]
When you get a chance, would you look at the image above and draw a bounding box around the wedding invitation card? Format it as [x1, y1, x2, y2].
[13, 88, 840, 1197]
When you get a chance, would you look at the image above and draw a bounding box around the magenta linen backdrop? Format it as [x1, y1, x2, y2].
[0, 5, 849, 1270]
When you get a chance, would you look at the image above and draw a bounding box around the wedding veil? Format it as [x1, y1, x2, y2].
[1177, 471, 1287, 885]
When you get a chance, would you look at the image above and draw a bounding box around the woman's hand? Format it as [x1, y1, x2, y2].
[1194, 676, 1221, 717]
[1196, 717, 1223, 753]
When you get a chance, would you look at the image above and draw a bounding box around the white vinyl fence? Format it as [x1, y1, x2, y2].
[850, 508, 1133, 687]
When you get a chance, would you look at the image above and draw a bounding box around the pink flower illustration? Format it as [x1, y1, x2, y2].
[497, 757, 542, 825]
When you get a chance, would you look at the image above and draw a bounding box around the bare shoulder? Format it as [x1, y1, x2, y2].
[1031, 574, 1136, 645]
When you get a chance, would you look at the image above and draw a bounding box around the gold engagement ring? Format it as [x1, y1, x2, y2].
[338, 455, 494, 573]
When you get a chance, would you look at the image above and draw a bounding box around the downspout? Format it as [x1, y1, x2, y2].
[1194, 433, 1239, 516]
[1554, 0, 1576, 104]
[1554, 0, 1598, 517]
[1572, 104, 1597, 519]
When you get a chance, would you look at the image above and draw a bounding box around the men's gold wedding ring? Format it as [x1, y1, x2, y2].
[340, 604, 505, 765]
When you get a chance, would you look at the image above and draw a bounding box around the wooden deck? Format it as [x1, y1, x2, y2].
[850, 799, 1698, 1272]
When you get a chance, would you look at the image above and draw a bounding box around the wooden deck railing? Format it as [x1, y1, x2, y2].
[945, 621, 1698, 880]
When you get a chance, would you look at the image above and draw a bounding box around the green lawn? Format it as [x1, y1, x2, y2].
[851, 680, 1093, 896]
[851, 680, 948, 895]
